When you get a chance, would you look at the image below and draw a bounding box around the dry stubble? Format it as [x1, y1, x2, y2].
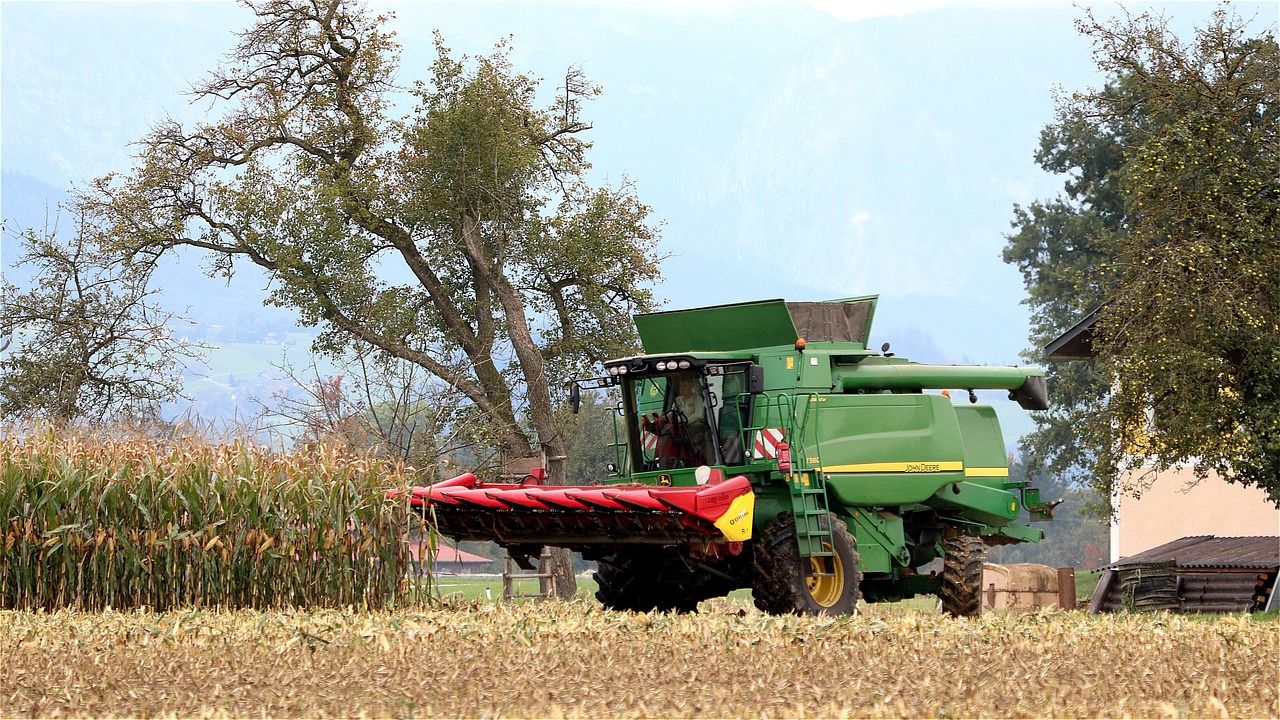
[0, 601, 1275, 718]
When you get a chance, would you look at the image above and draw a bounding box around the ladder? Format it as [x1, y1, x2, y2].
[788, 469, 834, 564]
[781, 393, 834, 567]
[743, 392, 834, 567]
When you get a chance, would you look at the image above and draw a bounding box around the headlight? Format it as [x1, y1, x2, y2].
[655, 361, 668, 371]
[617, 365, 628, 375]
[678, 360, 691, 369]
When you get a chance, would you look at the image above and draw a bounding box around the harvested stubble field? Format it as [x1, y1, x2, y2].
[1, 602, 1275, 719]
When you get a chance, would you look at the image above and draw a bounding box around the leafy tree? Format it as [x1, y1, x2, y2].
[0, 214, 201, 421]
[1003, 89, 1125, 487]
[81, 0, 662, 595]
[560, 389, 622, 487]
[1006, 7, 1279, 504]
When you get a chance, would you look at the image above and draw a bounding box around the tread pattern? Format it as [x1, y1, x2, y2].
[940, 535, 985, 617]
[751, 512, 862, 616]
[593, 551, 725, 613]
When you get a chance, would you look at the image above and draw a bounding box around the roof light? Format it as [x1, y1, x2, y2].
[616, 365, 628, 375]
[655, 361, 668, 371]
[678, 360, 691, 369]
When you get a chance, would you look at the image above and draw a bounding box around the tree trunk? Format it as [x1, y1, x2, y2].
[462, 213, 577, 599]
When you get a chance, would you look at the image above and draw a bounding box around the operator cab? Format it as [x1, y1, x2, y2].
[603, 357, 759, 473]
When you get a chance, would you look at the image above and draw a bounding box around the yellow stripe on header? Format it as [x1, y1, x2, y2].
[823, 461, 964, 474]
[964, 467, 1010, 478]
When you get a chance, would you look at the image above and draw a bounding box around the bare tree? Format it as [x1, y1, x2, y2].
[257, 347, 493, 482]
[0, 212, 203, 422]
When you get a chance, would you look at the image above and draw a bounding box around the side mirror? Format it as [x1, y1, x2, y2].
[748, 365, 765, 393]
[569, 383, 582, 414]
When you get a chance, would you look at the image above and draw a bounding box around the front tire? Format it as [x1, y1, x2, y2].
[940, 535, 985, 617]
[594, 551, 721, 613]
[751, 512, 862, 615]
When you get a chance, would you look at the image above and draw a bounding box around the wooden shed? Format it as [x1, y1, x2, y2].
[1089, 536, 1279, 613]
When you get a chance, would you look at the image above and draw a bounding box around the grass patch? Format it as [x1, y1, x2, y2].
[1075, 569, 1102, 601]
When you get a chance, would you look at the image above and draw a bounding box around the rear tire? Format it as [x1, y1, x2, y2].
[593, 551, 720, 613]
[751, 512, 861, 616]
[940, 535, 985, 617]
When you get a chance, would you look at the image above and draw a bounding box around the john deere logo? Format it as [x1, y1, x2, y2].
[657, 474, 672, 486]
[905, 463, 941, 473]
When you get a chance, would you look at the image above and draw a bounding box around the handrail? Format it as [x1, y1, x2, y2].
[794, 393, 825, 473]
[734, 391, 829, 476]
[740, 392, 799, 469]
[607, 408, 628, 478]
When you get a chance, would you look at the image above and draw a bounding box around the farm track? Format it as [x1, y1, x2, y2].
[0, 601, 1275, 718]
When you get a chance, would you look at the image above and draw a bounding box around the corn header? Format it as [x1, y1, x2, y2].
[403, 296, 1056, 615]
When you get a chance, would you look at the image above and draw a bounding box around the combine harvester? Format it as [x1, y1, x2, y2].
[404, 297, 1057, 615]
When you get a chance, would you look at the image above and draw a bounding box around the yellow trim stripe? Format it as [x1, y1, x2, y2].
[964, 467, 1010, 478]
[822, 461, 963, 474]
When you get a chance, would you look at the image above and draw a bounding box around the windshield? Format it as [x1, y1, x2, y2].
[623, 366, 750, 472]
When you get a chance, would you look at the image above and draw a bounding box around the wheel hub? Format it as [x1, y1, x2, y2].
[805, 552, 845, 608]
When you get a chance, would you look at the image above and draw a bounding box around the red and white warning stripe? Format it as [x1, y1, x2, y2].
[753, 428, 785, 459]
[641, 430, 657, 455]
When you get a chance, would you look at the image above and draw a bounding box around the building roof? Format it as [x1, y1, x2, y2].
[1105, 535, 1280, 570]
[407, 543, 492, 564]
[435, 546, 492, 564]
[1043, 306, 1102, 360]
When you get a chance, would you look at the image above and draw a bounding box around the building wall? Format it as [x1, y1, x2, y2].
[1111, 468, 1280, 562]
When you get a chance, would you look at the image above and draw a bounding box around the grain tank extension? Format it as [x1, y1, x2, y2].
[403, 297, 1057, 615]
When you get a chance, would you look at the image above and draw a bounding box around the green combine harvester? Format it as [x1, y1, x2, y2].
[405, 296, 1057, 616]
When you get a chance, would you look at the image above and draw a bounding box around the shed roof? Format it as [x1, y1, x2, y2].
[1043, 306, 1102, 360]
[1105, 535, 1279, 570]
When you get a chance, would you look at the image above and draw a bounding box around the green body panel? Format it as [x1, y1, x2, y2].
[953, 406, 1010, 482]
[635, 299, 800, 353]
[635, 297, 878, 354]
[593, 296, 1054, 604]
[931, 481, 1019, 525]
[828, 472, 961, 507]
[847, 510, 908, 573]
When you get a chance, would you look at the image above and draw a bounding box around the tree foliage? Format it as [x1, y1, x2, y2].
[0, 214, 201, 421]
[81, 0, 663, 594]
[1006, 7, 1279, 503]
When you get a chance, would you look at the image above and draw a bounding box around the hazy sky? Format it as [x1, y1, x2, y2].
[2, 0, 1275, 439]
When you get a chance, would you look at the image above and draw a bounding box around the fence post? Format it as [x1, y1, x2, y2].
[1058, 567, 1077, 609]
[538, 549, 550, 597]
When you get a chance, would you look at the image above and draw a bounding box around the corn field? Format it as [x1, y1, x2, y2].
[0, 603, 1274, 718]
[0, 431, 428, 610]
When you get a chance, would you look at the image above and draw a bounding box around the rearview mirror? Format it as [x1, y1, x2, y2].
[748, 365, 765, 393]
[569, 383, 582, 414]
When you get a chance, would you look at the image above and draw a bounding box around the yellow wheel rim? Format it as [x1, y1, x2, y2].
[805, 549, 845, 608]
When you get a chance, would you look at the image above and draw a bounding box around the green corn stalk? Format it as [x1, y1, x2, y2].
[0, 429, 429, 610]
